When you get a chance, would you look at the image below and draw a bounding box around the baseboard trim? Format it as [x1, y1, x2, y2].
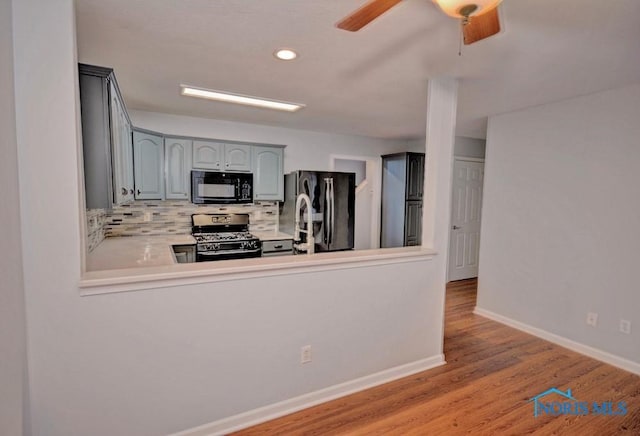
[474, 306, 640, 376]
[172, 354, 446, 436]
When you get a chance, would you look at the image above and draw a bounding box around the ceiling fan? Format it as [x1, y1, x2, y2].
[336, 0, 502, 45]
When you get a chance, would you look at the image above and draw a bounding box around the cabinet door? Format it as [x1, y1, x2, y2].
[224, 144, 251, 172]
[133, 131, 164, 199]
[109, 82, 133, 204]
[165, 137, 192, 200]
[193, 140, 223, 170]
[406, 153, 425, 200]
[252, 146, 284, 201]
[404, 201, 423, 246]
[120, 107, 134, 203]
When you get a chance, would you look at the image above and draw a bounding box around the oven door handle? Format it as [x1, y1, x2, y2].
[198, 247, 261, 256]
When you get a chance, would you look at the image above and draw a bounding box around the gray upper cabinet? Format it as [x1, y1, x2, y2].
[79, 64, 134, 209]
[133, 130, 164, 200]
[164, 137, 192, 200]
[406, 153, 425, 200]
[80, 63, 286, 207]
[193, 140, 223, 170]
[252, 146, 284, 201]
[224, 144, 251, 172]
[193, 141, 251, 172]
[110, 82, 135, 205]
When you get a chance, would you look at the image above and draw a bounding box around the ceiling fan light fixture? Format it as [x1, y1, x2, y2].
[433, 0, 502, 18]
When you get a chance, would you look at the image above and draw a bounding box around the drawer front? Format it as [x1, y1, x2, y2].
[262, 239, 293, 254]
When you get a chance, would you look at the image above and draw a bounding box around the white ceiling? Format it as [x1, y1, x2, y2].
[75, 0, 640, 140]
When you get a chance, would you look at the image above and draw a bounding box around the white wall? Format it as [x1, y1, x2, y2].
[12, 2, 449, 435]
[454, 136, 485, 159]
[130, 110, 410, 173]
[478, 84, 640, 366]
[406, 136, 485, 159]
[0, 0, 29, 434]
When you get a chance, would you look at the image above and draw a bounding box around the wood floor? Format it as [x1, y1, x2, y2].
[234, 279, 640, 435]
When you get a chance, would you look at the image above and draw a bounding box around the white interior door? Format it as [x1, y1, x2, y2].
[448, 159, 484, 281]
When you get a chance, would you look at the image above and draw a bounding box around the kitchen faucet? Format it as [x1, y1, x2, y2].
[293, 193, 315, 255]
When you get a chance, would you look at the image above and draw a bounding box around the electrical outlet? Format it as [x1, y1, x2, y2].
[300, 345, 312, 364]
[620, 319, 631, 335]
[143, 212, 153, 222]
[586, 312, 598, 327]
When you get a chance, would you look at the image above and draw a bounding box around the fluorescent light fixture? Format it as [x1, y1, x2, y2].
[180, 85, 305, 112]
[274, 48, 298, 61]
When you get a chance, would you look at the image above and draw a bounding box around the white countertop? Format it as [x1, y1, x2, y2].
[87, 232, 293, 271]
[84, 233, 436, 290]
[82, 244, 436, 294]
[87, 235, 196, 271]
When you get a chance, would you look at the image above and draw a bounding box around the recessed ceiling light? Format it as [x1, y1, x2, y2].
[274, 48, 298, 61]
[180, 85, 305, 112]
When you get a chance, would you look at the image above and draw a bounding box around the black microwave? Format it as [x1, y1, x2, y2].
[191, 170, 253, 204]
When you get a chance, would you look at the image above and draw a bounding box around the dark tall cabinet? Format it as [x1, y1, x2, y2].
[380, 152, 425, 247]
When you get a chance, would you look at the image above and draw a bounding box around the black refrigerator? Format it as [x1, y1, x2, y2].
[281, 171, 355, 252]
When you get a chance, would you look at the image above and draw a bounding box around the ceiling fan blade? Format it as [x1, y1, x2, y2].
[463, 7, 501, 45]
[336, 0, 403, 32]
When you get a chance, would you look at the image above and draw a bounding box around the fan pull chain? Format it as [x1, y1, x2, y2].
[458, 21, 464, 56]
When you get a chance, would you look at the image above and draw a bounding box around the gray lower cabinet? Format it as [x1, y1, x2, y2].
[79, 64, 134, 208]
[261, 239, 293, 256]
[252, 146, 284, 201]
[193, 141, 251, 172]
[172, 244, 196, 263]
[133, 130, 164, 200]
[380, 152, 425, 248]
[164, 138, 192, 200]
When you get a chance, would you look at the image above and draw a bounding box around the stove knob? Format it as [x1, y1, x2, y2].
[213, 243, 220, 251]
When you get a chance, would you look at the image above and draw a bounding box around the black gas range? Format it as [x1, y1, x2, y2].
[191, 213, 261, 262]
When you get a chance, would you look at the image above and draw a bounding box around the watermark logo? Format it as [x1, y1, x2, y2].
[529, 387, 627, 418]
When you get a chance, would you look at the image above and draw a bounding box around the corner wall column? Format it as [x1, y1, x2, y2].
[421, 77, 458, 351]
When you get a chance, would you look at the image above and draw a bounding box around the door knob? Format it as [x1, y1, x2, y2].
[452, 225, 461, 230]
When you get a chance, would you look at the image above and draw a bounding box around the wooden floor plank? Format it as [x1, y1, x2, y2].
[234, 278, 640, 435]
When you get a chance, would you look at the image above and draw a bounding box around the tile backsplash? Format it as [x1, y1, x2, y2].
[102, 200, 278, 237]
[86, 208, 107, 252]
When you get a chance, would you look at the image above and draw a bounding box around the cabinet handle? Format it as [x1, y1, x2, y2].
[137, 189, 141, 195]
[452, 225, 461, 230]
[129, 189, 134, 195]
[273, 244, 283, 249]
[121, 187, 128, 195]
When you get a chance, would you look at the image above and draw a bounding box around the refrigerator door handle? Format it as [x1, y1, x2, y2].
[329, 178, 335, 245]
[323, 178, 330, 244]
